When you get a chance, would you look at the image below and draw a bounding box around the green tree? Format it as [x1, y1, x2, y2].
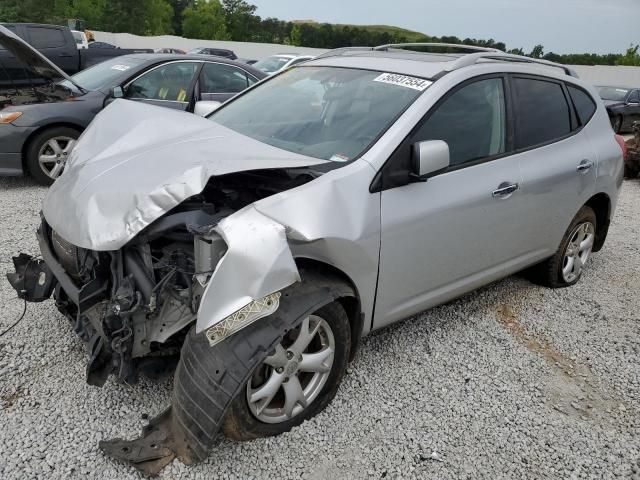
[617, 45, 640, 66]
[221, 0, 260, 41]
[288, 24, 302, 46]
[143, 0, 173, 35]
[529, 44, 544, 59]
[182, 0, 228, 40]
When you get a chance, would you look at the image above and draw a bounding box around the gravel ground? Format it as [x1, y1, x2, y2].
[0, 176, 639, 480]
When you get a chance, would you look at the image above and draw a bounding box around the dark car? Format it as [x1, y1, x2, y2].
[88, 41, 119, 49]
[1, 23, 153, 74]
[187, 47, 237, 60]
[154, 47, 186, 54]
[0, 26, 266, 184]
[597, 86, 640, 133]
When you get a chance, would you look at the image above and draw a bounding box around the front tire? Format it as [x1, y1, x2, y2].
[25, 127, 80, 186]
[223, 301, 350, 441]
[529, 206, 597, 288]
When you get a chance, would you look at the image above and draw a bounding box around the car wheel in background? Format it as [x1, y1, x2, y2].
[528, 206, 597, 288]
[25, 127, 81, 186]
[223, 301, 351, 441]
[610, 115, 623, 133]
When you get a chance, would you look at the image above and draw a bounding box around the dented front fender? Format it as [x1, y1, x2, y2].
[196, 206, 300, 333]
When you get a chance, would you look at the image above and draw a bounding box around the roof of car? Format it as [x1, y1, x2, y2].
[119, 53, 267, 78]
[306, 46, 578, 80]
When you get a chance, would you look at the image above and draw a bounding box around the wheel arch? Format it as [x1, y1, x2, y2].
[21, 122, 84, 173]
[294, 257, 364, 361]
[584, 192, 611, 252]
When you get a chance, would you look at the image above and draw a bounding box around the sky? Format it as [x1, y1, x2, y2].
[249, 0, 637, 55]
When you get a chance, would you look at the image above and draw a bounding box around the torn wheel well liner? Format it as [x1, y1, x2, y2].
[100, 270, 355, 474]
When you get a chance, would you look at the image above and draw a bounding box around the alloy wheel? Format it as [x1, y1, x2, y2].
[37, 136, 77, 180]
[562, 221, 595, 283]
[246, 315, 335, 424]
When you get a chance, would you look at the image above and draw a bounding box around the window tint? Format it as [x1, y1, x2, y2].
[414, 78, 506, 166]
[126, 62, 198, 102]
[200, 63, 248, 93]
[513, 78, 571, 149]
[567, 85, 596, 126]
[27, 27, 65, 49]
[628, 90, 640, 103]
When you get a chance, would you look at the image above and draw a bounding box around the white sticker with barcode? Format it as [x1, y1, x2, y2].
[373, 73, 431, 91]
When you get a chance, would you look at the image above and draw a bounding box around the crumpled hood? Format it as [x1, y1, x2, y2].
[43, 99, 327, 250]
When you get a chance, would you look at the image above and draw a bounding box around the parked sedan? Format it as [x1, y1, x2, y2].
[0, 27, 266, 184]
[253, 53, 315, 75]
[597, 85, 640, 133]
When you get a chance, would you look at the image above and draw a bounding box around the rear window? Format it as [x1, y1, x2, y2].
[567, 85, 596, 127]
[513, 77, 571, 149]
[27, 26, 65, 49]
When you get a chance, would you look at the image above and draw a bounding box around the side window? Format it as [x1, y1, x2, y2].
[126, 62, 198, 102]
[628, 90, 640, 104]
[27, 27, 65, 49]
[567, 85, 596, 126]
[414, 77, 506, 166]
[200, 63, 249, 94]
[513, 77, 571, 149]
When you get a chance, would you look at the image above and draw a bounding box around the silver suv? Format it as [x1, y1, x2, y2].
[8, 44, 624, 473]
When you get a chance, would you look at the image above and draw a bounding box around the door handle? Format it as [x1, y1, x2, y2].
[492, 182, 519, 198]
[576, 160, 594, 173]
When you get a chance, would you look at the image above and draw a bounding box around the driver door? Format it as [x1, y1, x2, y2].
[374, 76, 532, 328]
[124, 61, 200, 111]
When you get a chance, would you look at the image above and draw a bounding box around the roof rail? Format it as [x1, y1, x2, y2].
[374, 42, 502, 53]
[444, 51, 578, 77]
[313, 46, 375, 60]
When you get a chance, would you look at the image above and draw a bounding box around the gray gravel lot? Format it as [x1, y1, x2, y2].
[0, 176, 639, 479]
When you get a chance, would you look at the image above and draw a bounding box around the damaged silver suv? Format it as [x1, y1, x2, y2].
[7, 44, 624, 474]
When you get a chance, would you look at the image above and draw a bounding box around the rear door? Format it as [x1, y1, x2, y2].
[24, 25, 77, 73]
[124, 61, 200, 111]
[197, 62, 257, 103]
[510, 75, 596, 258]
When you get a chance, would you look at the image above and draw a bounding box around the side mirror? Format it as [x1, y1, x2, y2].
[411, 140, 450, 181]
[194, 100, 222, 117]
[111, 86, 124, 98]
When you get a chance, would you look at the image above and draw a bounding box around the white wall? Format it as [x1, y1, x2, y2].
[92, 31, 327, 60]
[94, 31, 640, 86]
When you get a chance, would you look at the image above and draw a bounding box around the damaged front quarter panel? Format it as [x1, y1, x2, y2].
[195, 206, 300, 336]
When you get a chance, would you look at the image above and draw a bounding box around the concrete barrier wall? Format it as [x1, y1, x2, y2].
[94, 31, 640, 87]
[92, 31, 327, 60]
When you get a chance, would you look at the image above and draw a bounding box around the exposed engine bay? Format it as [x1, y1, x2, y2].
[8, 168, 319, 386]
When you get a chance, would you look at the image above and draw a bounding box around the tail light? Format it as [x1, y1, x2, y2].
[614, 134, 628, 162]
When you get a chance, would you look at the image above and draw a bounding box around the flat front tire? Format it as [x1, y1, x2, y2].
[223, 301, 350, 441]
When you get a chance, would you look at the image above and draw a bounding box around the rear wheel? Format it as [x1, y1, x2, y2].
[223, 301, 350, 440]
[611, 115, 623, 133]
[25, 127, 80, 185]
[528, 206, 596, 288]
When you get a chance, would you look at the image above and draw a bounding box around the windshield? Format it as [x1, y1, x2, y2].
[210, 66, 428, 162]
[67, 56, 146, 90]
[597, 86, 630, 102]
[253, 56, 291, 73]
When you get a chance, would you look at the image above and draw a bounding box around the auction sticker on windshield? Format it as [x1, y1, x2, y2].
[374, 73, 431, 91]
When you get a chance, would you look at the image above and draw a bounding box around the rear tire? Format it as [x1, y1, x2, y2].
[25, 127, 80, 186]
[528, 206, 597, 288]
[611, 115, 623, 134]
